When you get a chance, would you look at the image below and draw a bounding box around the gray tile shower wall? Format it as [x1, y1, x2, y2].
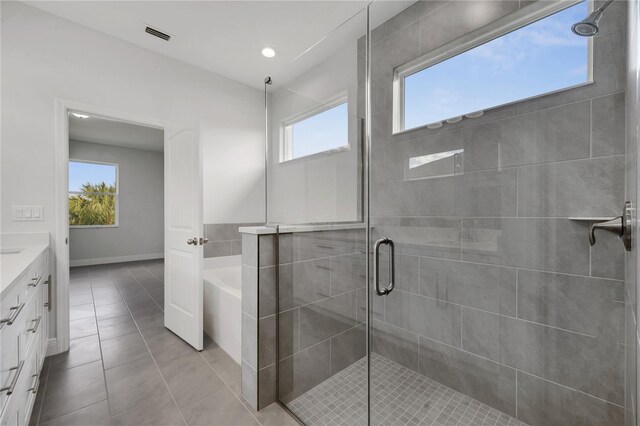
[241, 228, 366, 410]
[204, 223, 263, 258]
[370, 1, 627, 424]
[277, 229, 366, 404]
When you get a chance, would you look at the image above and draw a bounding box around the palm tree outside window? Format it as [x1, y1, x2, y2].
[68, 160, 119, 227]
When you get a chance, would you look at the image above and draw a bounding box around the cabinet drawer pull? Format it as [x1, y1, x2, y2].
[27, 316, 41, 333]
[28, 276, 42, 288]
[46, 274, 52, 312]
[0, 361, 24, 395]
[28, 374, 39, 394]
[0, 303, 25, 328]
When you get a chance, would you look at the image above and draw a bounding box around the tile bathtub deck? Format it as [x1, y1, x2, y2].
[287, 354, 528, 426]
[31, 260, 296, 426]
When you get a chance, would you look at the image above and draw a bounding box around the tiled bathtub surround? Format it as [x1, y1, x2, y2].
[241, 228, 366, 411]
[369, 0, 628, 425]
[204, 223, 263, 258]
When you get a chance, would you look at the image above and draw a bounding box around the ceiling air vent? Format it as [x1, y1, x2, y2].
[145, 26, 171, 41]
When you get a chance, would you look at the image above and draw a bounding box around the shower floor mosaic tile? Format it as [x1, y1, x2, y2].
[287, 354, 528, 426]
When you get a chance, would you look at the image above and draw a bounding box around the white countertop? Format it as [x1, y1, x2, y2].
[239, 223, 366, 235]
[1, 233, 50, 295]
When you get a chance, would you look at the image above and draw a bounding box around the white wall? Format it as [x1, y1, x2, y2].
[267, 39, 361, 224]
[1, 1, 265, 336]
[68, 140, 164, 266]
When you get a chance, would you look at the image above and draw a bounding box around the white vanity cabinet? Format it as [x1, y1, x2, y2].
[0, 245, 49, 426]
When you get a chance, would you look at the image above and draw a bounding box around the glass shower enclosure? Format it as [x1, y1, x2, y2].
[265, 1, 637, 425]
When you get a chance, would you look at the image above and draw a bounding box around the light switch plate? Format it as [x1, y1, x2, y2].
[13, 206, 43, 221]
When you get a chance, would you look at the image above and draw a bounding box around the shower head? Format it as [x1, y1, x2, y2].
[571, 0, 613, 37]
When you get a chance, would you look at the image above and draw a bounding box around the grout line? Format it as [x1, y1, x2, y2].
[590, 99, 594, 158]
[380, 288, 599, 338]
[278, 287, 363, 315]
[515, 269, 519, 318]
[515, 370, 518, 420]
[460, 306, 463, 349]
[113, 264, 188, 426]
[279, 323, 364, 364]
[88, 274, 115, 426]
[379, 319, 624, 409]
[126, 261, 264, 425]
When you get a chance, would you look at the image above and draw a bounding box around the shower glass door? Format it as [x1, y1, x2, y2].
[266, 7, 369, 425]
[368, 0, 631, 425]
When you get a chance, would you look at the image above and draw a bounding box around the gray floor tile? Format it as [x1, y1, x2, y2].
[101, 331, 152, 370]
[52, 261, 274, 426]
[122, 290, 155, 308]
[69, 279, 91, 295]
[128, 298, 161, 317]
[49, 334, 101, 371]
[69, 316, 98, 340]
[69, 303, 95, 321]
[145, 329, 195, 367]
[97, 314, 138, 341]
[95, 301, 130, 320]
[181, 390, 258, 426]
[93, 292, 125, 307]
[160, 352, 226, 409]
[39, 361, 107, 423]
[133, 310, 167, 338]
[208, 351, 242, 397]
[111, 393, 184, 426]
[200, 336, 227, 365]
[242, 401, 299, 426]
[40, 400, 110, 426]
[69, 292, 94, 307]
[105, 357, 170, 416]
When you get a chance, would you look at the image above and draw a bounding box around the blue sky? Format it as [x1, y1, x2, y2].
[69, 161, 116, 192]
[404, 1, 589, 130]
[291, 102, 349, 159]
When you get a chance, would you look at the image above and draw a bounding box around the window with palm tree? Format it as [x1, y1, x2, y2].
[69, 160, 118, 227]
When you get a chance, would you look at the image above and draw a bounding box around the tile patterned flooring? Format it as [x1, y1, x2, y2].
[287, 354, 528, 426]
[32, 260, 527, 426]
[30, 260, 297, 426]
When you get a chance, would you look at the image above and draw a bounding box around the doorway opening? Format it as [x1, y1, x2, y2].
[65, 111, 165, 361]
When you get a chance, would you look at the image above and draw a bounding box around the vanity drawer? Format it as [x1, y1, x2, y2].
[19, 293, 41, 363]
[0, 396, 17, 426]
[21, 254, 47, 306]
[0, 329, 20, 419]
[17, 349, 39, 426]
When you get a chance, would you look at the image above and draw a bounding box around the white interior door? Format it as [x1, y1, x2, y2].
[164, 126, 203, 350]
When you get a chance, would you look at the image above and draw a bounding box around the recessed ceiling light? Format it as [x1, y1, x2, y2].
[261, 47, 276, 58]
[71, 113, 90, 119]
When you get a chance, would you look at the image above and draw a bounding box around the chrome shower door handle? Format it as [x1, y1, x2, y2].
[589, 201, 632, 251]
[374, 237, 395, 296]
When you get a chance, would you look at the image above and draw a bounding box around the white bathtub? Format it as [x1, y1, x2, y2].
[203, 255, 242, 364]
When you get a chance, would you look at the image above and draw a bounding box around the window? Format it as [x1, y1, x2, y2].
[394, 0, 591, 133]
[281, 96, 349, 162]
[68, 160, 118, 227]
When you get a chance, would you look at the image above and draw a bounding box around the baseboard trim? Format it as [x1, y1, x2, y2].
[46, 338, 59, 356]
[69, 253, 164, 267]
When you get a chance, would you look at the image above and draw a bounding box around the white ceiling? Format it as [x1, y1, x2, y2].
[24, 0, 405, 90]
[69, 112, 164, 152]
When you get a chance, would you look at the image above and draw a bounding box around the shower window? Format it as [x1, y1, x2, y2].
[68, 160, 119, 227]
[280, 94, 349, 162]
[393, 0, 592, 133]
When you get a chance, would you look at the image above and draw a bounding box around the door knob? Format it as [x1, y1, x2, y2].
[589, 202, 632, 251]
[199, 237, 209, 245]
[187, 237, 198, 245]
